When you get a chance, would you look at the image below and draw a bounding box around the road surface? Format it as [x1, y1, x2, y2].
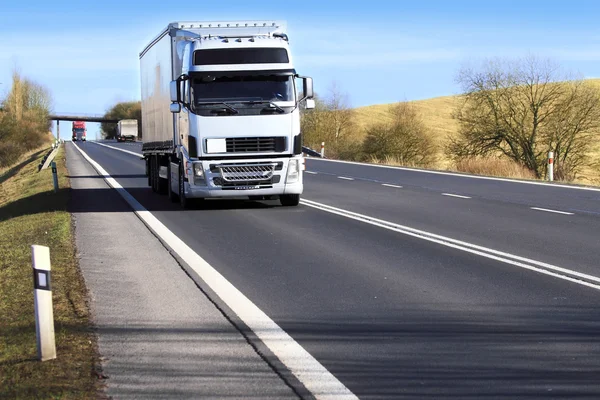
[71, 140, 600, 399]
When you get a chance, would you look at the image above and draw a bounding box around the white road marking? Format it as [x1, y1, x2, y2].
[338, 176, 354, 181]
[305, 171, 318, 175]
[442, 193, 471, 199]
[531, 207, 575, 215]
[299, 198, 600, 291]
[71, 144, 357, 400]
[309, 158, 600, 192]
[90, 141, 143, 157]
[382, 184, 403, 189]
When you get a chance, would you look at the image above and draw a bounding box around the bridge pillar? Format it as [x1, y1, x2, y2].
[56, 121, 60, 140]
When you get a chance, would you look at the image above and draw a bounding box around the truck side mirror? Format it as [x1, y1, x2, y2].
[305, 99, 315, 110]
[170, 103, 181, 113]
[170, 81, 179, 103]
[303, 77, 314, 99]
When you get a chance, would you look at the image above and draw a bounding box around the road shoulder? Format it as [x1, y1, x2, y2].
[66, 143, 297, 399]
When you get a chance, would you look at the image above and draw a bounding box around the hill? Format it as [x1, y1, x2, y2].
[351, 79, 600, 185]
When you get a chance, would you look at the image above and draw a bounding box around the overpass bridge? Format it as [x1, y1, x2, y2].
[49, 113, 120, 140]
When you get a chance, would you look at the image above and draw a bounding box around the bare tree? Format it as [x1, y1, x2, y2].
[324, 81, 355, 142]
[300, 82, 358, 157]
[363, 102, 436, 167]
[450, 56, 600, 180]
[0, 70, 53, 166]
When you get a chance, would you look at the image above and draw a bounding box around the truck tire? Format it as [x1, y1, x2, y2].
[280, 194, 300, 207]
[146, 159, 151, 187]
[151, 156, 159, 193]
[157, 158, 168, 195]
[179, 162, 191, 209]
[167, 162, 179, 202]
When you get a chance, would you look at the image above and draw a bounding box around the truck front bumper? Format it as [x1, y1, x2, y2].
[183, 157, 303, 199]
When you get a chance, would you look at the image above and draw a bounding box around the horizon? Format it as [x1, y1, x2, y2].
[2, 0, 600, 140]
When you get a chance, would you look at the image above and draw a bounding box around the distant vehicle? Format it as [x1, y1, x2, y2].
[139, 21, 315, 208]
[116, 119, 138, 142]
[72, 121, 86, 141]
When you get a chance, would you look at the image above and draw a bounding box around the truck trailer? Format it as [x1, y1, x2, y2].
[72, 121, 86, 141]
[116, 119, 138, 142]
[139, 21, 314, 208]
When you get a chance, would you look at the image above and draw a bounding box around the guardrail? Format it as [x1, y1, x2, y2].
[302, 145, 325, 158]
[38, 139, 63, 172]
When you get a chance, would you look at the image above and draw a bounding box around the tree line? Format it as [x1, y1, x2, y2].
[0, 71, 53, 167]
[303, 57, 600, 182]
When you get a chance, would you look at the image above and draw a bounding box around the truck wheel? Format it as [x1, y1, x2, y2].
[151, 156, 159, 193]
[157, 159, 168, 195]
[179, 162, 191, 209]
[146, 159, 151, 187]
[167, 162, 179, 202]
[280, 194, 300, 207]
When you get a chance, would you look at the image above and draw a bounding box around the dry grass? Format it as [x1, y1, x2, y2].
[0, 147, 102, 399]
[352, 79, 600, 185]
[452, 157, 537, 180]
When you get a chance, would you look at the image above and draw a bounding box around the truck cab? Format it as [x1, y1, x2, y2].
[72, 121, 86, 142]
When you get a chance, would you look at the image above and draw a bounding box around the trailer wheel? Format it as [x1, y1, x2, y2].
[146, 158, 151, 187]
[157, 158, 168, 195]
[151, 156, 159, 193]
[280, 194, 300, 207]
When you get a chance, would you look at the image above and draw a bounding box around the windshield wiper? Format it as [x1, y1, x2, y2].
[196, 101, 239, 114]
[246, 100, 285, 113]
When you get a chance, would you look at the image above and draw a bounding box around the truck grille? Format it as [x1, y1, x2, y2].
[216, 163, 277, 182]
[226, 137, 286, 153]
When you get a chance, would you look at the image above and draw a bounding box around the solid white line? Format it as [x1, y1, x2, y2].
[531, 207, 574, 215]
[299, 198, 600, 291]
[338, 176, 354, 181]
[305, 171, 318, 175]
[382, 184, 403, 189]
[90, 141, 143, 157]
[71, 144, 357, 400]
[309, 158, 600, 192]
[442, 193, 471, 199]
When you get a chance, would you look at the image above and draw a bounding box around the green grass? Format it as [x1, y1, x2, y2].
[352, 79, 600, 184]
[0, 147, 102, 399]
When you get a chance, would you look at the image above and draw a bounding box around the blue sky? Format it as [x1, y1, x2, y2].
[1, 0, 600, 140]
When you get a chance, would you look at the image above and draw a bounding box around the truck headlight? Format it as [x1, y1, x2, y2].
[193, 163, 204, 177]
[193, 162, 206, 185]
[286, 159, 300, 183]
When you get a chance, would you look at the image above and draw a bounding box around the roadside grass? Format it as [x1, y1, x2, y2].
[352, 80, 600, 185]
[452, 157, 537, 180]
[0, 146, 101, 399]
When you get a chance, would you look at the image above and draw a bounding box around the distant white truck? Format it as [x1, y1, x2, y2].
[116, 119, 138, 142]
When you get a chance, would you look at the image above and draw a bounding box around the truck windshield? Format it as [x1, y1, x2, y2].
[191, 75, 294, 107]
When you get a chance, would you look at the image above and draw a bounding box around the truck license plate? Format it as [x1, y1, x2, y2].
[235, 185, 260, 190]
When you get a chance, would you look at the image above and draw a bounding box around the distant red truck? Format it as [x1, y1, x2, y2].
[72, 121, 86, 141]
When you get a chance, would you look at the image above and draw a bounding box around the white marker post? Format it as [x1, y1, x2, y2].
[548, 151, 554, 182]
[31, 245, 56, 361]
[51, 161, 59, 193]
[320, 142, 325, 158]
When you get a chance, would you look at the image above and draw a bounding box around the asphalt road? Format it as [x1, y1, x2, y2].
[72, 140, 600, 399]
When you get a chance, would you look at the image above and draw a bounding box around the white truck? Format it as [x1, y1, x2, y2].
[139, 21, 315, 208]
[116, 119, 138, 142]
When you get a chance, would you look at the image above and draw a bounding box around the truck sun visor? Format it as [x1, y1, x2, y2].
[194, 48, 289, 65]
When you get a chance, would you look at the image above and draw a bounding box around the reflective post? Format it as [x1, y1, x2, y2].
[32, 245, 56, 361]
[51, 161, 58, 192]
